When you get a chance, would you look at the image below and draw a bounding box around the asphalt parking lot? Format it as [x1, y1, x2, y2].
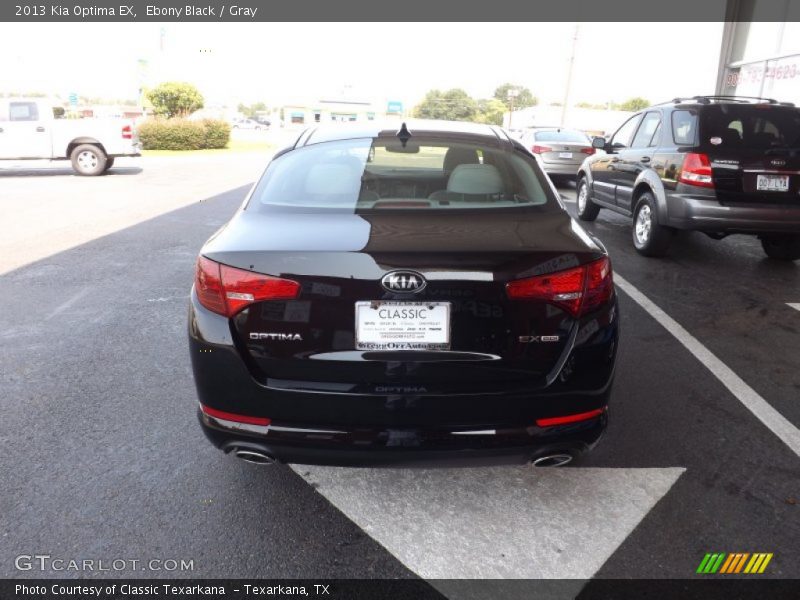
[0, 158, 798, 585]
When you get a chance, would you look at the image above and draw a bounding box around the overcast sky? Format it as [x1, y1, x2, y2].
[1, 21, 725, 108]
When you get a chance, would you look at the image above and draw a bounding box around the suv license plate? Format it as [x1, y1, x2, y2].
[355, 301, 451, 351]
[756, 174, 789, 192]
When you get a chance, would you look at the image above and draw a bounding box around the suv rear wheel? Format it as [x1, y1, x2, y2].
[576, 177, 600, 221]
[632, 192, 674, 257]
[760, 234, 800, 261]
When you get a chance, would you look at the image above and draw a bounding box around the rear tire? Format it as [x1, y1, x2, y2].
[576, 177, 600, 221]
[70, 144, 107, 176]
[102, 157, 115, 172]
[760, 234, 800, 260]
[632, 192, 674, 257]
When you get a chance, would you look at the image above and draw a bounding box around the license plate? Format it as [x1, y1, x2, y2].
[559, 152, 573, 159]
[756, 174, 789, 191]
[355, 301, 451, 350]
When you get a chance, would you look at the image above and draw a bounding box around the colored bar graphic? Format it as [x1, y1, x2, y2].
[697, 553, 713, 573]
[758, 553, 773, 573]
[698, 552, 773, 574]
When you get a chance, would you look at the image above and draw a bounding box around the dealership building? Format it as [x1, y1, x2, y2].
[717, 1, 800, 102]
[281, 98, 404, 128]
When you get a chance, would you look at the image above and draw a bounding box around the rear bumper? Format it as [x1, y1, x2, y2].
[542, 162, 581, 176]
[665, 192, 800, 233]
[198, 407, 607, 467]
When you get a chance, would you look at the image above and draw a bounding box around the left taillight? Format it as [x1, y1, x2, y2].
[194, 256, 300, 317]
[505, 257, 613, 317]
[122, 124, 133, 139]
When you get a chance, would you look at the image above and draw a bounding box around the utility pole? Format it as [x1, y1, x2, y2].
[560, 23, 579, 127]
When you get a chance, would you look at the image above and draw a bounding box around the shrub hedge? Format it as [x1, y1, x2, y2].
[137, 118, 231, 150]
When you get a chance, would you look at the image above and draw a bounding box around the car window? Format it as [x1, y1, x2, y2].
[610, 115, 642, 149]
[247, 137, 555, 213]
[630, 112, 661, 149]
[671, 110, 698, 145]
[648, 121, 662, 147]
[9, 102, 39, 122]
[534, 130, 589, 143]
[699, 105, 800, 152]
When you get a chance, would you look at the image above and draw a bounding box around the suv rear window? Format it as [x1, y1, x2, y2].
[699, 105, 800, 153]
[247, 137, 554, 213]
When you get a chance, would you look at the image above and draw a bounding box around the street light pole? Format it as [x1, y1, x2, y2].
[507, 88, 519, 130]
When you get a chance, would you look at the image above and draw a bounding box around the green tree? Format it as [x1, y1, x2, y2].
[147, 82, 204, 118]
[474, 98, 507, 126]
[618, 97, 650, 112]
[413, 89, 477, 121]
[238, 101, 268, 119]
[493, 83, 538, 109]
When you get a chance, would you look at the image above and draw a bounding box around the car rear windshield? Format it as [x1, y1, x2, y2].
[699, 105, 800, 154]
[534, 130, 588, 143]
[247, 137, 554, 213]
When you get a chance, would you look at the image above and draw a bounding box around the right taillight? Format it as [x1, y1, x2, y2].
[532, 145, 553, 154]
[505, 257, 613, 317]
[679, 152, 714, 188]
[122, 124, 133, 139]
[195, 256, 300, 317]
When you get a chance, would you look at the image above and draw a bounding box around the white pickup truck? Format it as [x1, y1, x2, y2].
[0, 98, 141, 175]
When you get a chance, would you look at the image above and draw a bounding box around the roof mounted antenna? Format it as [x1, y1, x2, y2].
[397, 122, 412, 148]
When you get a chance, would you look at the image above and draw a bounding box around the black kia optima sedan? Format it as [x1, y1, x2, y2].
[189, 120, 618, 467]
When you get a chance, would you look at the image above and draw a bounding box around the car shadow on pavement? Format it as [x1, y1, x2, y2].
[0, 166, 143, 177]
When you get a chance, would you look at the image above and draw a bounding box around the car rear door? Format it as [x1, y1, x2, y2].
[615, 111, 662, 211]
[591, 113, 642, 205]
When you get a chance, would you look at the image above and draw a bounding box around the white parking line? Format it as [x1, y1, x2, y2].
[615, 274, 800, 459]
[787, 303, 800, 312]
[293, 465, 683, 580]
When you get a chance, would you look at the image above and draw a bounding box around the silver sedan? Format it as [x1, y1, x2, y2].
[520, 128, 595, 180]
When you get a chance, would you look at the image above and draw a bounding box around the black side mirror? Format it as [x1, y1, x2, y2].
[592, 136, 606, 149]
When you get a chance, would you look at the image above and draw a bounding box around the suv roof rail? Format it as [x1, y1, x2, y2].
[665, 95, 794, 107]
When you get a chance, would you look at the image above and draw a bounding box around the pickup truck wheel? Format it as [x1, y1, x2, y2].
[103, 157, 115, 172]
[576, 177, 600, 221]
[70, 144, 107, 176]
[760, 235, 800, 261]
[632, 192, 674, 257]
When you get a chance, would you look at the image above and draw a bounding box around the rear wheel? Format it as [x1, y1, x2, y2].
[102, 157, 115, 172]
[760, 234, 800, 261]
[576, 177, 600, 221]
[632, 192, 674, 257]
[70, 144, 107, 176]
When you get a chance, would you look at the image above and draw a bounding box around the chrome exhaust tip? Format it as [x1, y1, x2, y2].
[233, 449, 276, 465]
[531, 453, 573, 468]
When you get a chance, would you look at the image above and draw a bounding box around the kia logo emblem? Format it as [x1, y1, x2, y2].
[381, 270, 426, 293]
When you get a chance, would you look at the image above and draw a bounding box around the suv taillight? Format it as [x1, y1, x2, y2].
[532, 145, 552, 154]
[505, 257, 613, 317]
[195, 256, 300, 317]
[679, 153, 714, 188]
[122, 124, 133, 139]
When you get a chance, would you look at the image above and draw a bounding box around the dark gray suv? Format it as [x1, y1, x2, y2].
[576, 96, 800, 260]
